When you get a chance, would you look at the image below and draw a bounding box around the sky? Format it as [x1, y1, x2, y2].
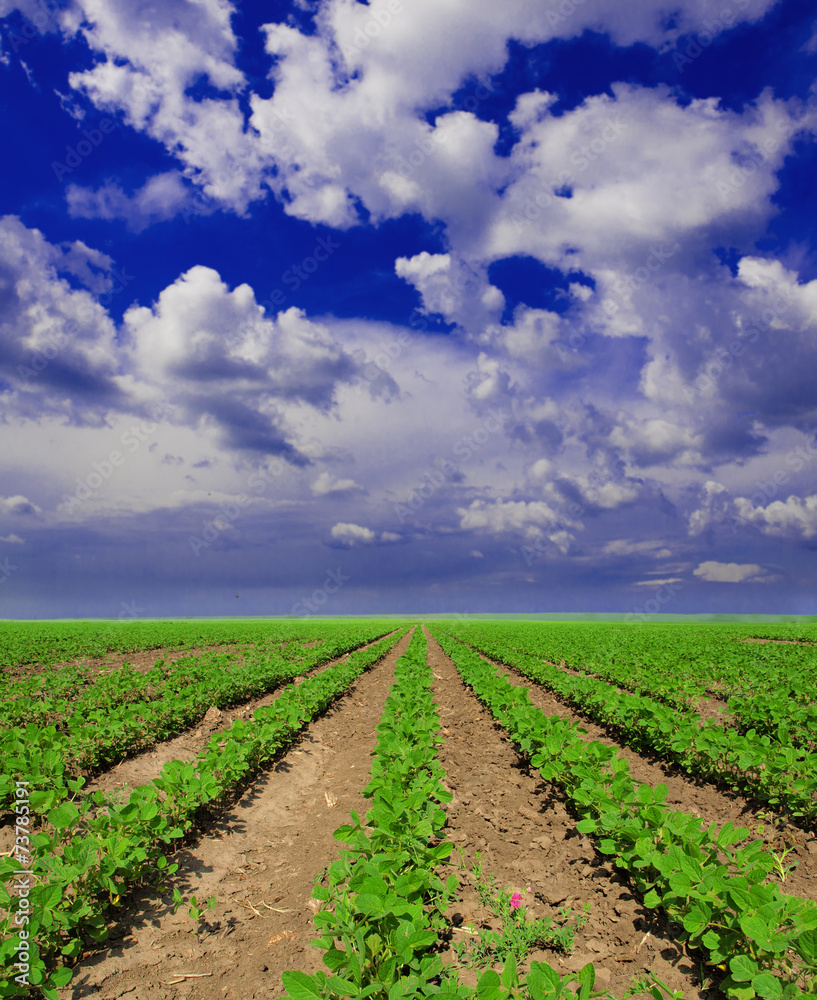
[0, 0, 816, 620]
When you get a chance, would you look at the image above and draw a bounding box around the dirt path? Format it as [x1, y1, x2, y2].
[429, 630, 817, 907]
[82, 631, 401, 802]
[424, 628, 708, 998]
[59, 628, 412, 1000]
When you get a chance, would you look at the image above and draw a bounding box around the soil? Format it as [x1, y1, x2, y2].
[81, 632, 400, 803]
[740, 638, 817, 646]
[57, 628, 413, 1000]
[27, 625, 814, 1000]
[424, 628, 708, 998]
[440, 632, 817, 903]
[2, 645, 252, 686]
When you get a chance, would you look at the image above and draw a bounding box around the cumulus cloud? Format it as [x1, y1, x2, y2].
[734, 493, 817, 540]
[123, 264, 367, 460]
[311, 471, 363, 496]
[457, 497, 581, 551]
[330, 521, 375, 546]
[0, 216, 124, 423]
[63, 0, 264, 214]
[0, 495, 41, 516]
[688, 480, 730, 535]
[693, 560, 767, 583]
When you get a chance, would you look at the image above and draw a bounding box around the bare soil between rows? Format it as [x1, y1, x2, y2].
[80, 631, 401, 803]
[2, 644, 254, 685]
[424, 628, 709, 998]
[57, 629, 413, 1000]
[34, 626, 815, 1000]
[439, 631, 817, 904]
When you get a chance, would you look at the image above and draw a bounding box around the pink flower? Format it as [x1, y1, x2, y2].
[510, 893, 523, 910]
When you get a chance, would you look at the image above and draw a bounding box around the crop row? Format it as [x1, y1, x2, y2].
[0, 628, 410, 1000]
[429, 626, 817, 1000]
[455, 623, 817, 743]
[283, 627, 635, 1000]
[441, 626, 817, 829]
[0, 618, 405, 669]
[0, 627, 396, 820]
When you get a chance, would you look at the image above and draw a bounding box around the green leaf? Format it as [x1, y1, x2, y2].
[49, 967, 74, 988]
[283, 970, 325, 1000]
[750, 973, 782, 1000]
[476, 970, 501, 999]
[48, 801, 80, 829]
[327, 977, 359, 997]
[501, 954, 518, 990]
[730, 955, 759, 983]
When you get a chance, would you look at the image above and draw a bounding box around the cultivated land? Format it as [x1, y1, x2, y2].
[1, 618, 816, 1000]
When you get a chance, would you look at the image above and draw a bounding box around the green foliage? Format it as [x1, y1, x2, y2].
[0, 626, 410, 999]
[429, 625, 817, 999]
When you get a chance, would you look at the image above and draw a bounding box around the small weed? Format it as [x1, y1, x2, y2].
[455, 852, 590, 968]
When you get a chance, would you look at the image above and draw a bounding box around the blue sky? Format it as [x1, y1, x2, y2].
[1, 0, 816, 619]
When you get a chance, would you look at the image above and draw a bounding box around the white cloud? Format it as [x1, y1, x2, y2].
[330, 522, 375, 545]
[311, 471, 363, 496]
[0, 495, 41, 516]
[693, 560, 767, 583]
[0, 534, 24, 544]
[123, 264, 366, 459]
[609, 417, 702, 468]
[688, 480, 730, 535]
[0, 217, 122, 423]
[603, 539, 672, 558]
[66, 171, 193, 231]
[457, 498, 581, 550]
[734, 493, 817, 540]
[63, 0, 264, 214]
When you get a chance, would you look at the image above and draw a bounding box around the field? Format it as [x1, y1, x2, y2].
[1, 619, 817, 1000]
